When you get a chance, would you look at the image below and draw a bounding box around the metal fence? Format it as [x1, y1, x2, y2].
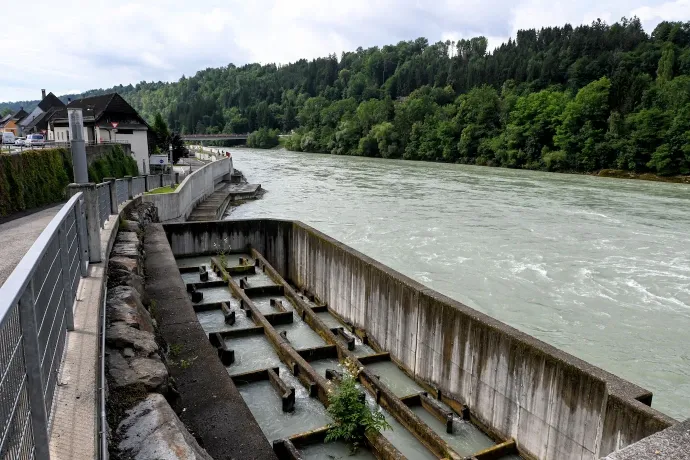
[115, 180, 128, 207]
[162, 174, 173, 187]
[0, 193, 87, 459]
[132, 177, 145, 197]
[0, 169, 179, 458]
[96, 183, 111, 228]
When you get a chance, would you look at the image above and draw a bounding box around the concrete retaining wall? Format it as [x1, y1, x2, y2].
[143, 158, 232, 222]
[162, 219, 677, 460]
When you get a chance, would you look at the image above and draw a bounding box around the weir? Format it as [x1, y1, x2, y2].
[160, 219, 678, 460]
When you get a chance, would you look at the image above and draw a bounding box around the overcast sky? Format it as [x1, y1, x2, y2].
[1, 0, 687, 102]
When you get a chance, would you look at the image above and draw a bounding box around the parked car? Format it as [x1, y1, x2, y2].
[25, 134, 45, 147]
[2, 132, 15, 144]
[14, 137, 25, 146]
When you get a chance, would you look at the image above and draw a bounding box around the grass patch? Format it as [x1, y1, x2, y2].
[145, 185, 177, 195]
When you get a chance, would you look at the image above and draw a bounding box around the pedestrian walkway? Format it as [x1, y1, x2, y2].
[0, 204, 63, 285]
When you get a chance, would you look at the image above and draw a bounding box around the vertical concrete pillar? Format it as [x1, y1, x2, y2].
[145, 175, 152, 191]
[68, 183, 101, 263]
[103, 177, 118, 213]
[124, 175, 133, 199]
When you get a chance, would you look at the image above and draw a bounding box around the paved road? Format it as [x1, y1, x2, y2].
[0, 204, 63, 285]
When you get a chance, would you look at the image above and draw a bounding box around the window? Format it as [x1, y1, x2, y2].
[118, 129, 134, 135]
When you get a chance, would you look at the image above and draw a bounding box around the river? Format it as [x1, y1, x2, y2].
[226, 148, 690, 421]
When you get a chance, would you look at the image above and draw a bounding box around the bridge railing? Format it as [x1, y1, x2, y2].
[0, 192, 88, 459]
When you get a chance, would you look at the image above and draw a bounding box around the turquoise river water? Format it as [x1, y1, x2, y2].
[226, 148, 690, 421]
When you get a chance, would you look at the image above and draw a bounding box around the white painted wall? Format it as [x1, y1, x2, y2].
[51, 126, 93, 142]
[116, 130, 149, 174]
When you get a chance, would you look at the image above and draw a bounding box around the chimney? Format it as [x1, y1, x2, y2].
[41, 89, 46, 99]
[67, 97, 71, 103]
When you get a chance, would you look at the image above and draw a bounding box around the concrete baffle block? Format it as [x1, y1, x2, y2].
[191, 291, 203, 303]
[217, 346, 235, 366]
[208, 332, 223, 348]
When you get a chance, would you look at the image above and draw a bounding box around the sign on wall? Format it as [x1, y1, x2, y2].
[149, 154, 169, 165]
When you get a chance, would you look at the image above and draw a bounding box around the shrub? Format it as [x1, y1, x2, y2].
[247, 127, 280, 149]
[88, 145, 139, 183]
[0, 145, 139, 217]
[325, 371, 391, 452]
[0, 148, 71, 217]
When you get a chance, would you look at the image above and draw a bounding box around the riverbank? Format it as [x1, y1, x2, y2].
[597, 169, 690, 184]
[277, 145, 690, 185]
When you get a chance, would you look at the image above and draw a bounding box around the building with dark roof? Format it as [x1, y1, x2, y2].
[49, 92, 152, 174]
[0, 108, 29, 136]
[18, 90, 66, 136]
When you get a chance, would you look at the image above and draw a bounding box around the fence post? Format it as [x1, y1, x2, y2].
[58, 220, 75, 331]
[75, 195, 89, 275]
[124, 175, 133, 199]
[18, 280, 51, 460]
[103, 177, 118, 214]
[144, 175, 151, 192]
[69, 183, 102, 263]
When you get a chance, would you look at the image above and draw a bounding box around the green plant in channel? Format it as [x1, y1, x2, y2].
[325, 370, 391, 452]
[213, 237, 230, 268]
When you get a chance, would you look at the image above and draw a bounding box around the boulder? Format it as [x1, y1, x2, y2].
[109, 256, 139, 274]
[108, 350, 168, 392]
[106, 323, 158, 355]
[116, 232, 140, 245]
[108, 271, 149, 306]
[111, 242, 141, 259]
[107, 286, 153, 332]
[117, 393, 212, 460]
[119, 220, 141, 233]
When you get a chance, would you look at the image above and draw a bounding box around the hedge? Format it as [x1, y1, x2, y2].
[87, 145, 139, 183]
[0, 148, 72, 217]
[0, 145, 140, 217]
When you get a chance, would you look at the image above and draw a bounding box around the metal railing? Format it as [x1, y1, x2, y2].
[96, 183, 111, 228]
[0, 193, 87, 459]
[0, 168, 183, 459]
[132, 177, 145, 197]
[115, 180, 127, 207]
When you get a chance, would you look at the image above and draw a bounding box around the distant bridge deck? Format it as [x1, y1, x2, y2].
[182, 134, 249, 141]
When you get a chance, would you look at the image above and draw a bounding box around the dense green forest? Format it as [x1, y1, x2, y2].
[3, 19, 690, 174]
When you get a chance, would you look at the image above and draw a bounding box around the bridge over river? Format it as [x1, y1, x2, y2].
[181, 133, 249, 141]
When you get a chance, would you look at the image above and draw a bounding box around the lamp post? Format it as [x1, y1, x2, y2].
[168, 143, 173, 174]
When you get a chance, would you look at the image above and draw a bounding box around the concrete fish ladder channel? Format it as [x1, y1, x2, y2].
[176, 245, 517, 459]
[163, 219, 678, 460]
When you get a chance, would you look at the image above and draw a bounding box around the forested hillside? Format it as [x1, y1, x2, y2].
[4, 19, 690, 174]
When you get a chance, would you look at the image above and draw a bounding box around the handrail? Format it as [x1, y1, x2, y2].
[0, 169, 182, 458]
[0, 191, 87, 459]
[0, 192, 85, 326]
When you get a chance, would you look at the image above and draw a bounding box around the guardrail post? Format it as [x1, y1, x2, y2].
[175, 172, 180, 184]
[124, 175, 133, 199]
[58, 220, 75, 331]
[75, 196, 89, 275]
[103, 177, 118, 213]
[68, 183, 102, 263]
[18, 281, 51, 460]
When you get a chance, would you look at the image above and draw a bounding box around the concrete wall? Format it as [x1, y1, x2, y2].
[162, 219, 677, 460]
[115, 130, 149, 174]
[144, 158, 233, 222]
